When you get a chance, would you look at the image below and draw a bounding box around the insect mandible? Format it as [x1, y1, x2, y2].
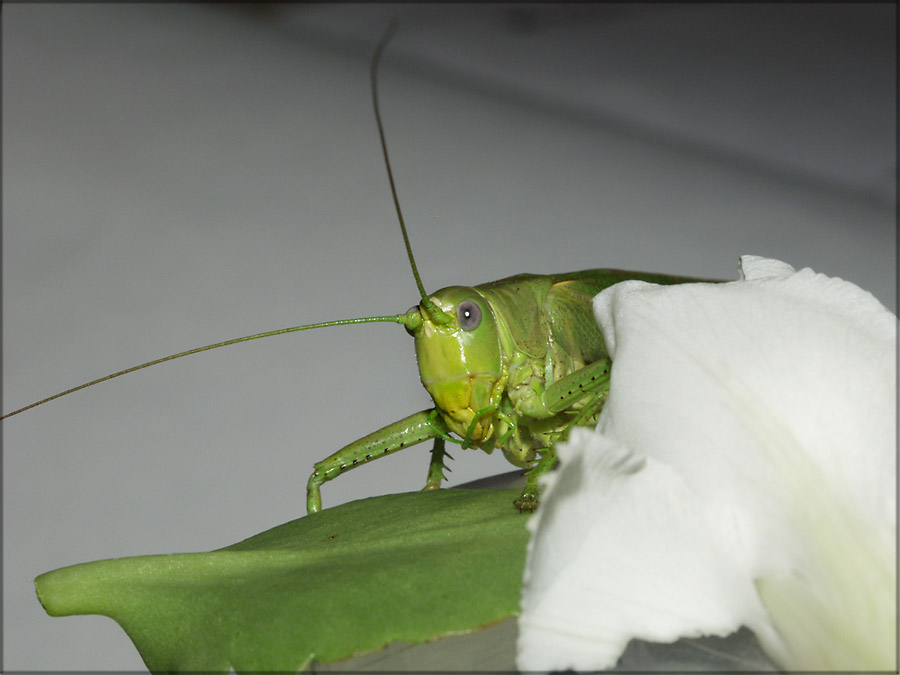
[2, 26, 704, 513]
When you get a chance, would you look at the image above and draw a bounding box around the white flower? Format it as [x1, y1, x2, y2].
[517, 256, 896, 671]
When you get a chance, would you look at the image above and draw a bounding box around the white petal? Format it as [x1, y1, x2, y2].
[518, 257, 896, 671]
[517, 428, 779, 671]
[594, 258, 895, 530]
[738, 254, 795, 280]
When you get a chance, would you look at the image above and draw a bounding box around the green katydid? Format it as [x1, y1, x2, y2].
[2, 27, 705, 513]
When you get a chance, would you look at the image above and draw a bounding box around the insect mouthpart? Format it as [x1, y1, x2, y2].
[422, 371, 500, 443]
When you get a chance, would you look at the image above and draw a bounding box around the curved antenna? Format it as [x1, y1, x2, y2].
[2, 25, 443, 420]
[1, 314, 416, 420]
[370, 23, 450, 325]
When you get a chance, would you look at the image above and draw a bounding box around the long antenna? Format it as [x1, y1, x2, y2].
[370, 23, 449, 325]
[2, 23, 440, 421]
[1, 314, 413, 420]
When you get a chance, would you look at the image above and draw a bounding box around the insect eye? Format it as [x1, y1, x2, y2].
[456, 300, 482, 331]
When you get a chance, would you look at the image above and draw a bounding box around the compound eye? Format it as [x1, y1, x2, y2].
[456, 300, 482, 331]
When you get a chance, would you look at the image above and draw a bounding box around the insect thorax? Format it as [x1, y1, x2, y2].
[491, 344, 599, 468]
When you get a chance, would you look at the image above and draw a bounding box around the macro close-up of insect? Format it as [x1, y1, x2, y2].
[3, 25, 707, 515]
[5, 4, 894, 672]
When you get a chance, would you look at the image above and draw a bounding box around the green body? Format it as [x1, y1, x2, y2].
[306, 269, 703, 512]
[2, 32, 709, 515]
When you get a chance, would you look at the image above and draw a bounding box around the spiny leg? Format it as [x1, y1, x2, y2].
[516, 389, 607, 511]
[544, 358, 611, 418]
[306, 409, 446, 513]
[423, 436, 451, 490]
[551, 386, 608, 445]
[513, 446, 557, 512]
[513, 358, 612, 510]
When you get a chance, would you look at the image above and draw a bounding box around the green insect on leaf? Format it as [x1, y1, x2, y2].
[2, 26, 709, 515]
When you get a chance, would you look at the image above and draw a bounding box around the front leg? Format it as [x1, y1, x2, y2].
[511, 358, 613, 509]
[513, 446, 557, 512]
[537, 357, 612, 418]
[306, 409, 447, 513]
[423, 437, 449, 490]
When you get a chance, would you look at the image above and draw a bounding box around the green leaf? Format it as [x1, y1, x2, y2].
[35, 488, 532, 673]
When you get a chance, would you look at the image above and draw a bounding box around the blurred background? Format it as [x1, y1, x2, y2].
[3, 4, 895, 671]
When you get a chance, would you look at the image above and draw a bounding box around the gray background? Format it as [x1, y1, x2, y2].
[3, 4, 895, 671]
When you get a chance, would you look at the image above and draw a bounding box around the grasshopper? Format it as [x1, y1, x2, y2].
[3, 27, 703, 513]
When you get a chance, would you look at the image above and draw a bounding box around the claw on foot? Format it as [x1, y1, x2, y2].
[513, 490, 539, 512]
